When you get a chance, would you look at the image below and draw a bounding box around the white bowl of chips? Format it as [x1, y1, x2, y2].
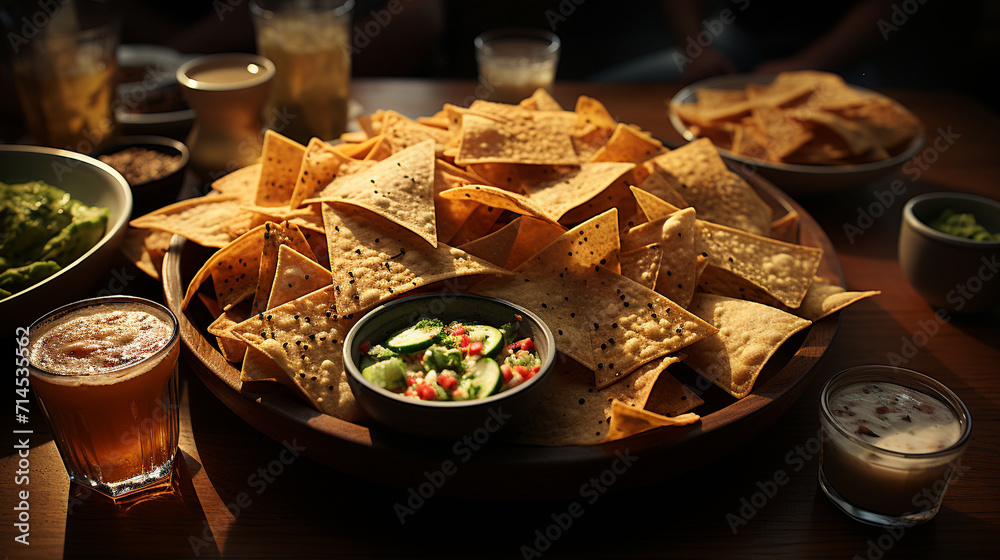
[669, 72, 925, 195]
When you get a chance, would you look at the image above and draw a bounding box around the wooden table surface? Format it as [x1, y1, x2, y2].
[3, 79, 998, 559]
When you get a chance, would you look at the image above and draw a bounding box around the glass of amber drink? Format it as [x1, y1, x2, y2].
[250, 0, 354, 143]
[28, 296, 181, 499]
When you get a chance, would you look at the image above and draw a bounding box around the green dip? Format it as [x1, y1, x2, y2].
[0, 180, 109, 299]
[928, 209, 1000, 242]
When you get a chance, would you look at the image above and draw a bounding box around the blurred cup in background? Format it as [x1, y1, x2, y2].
[250, 0, 354, 144]
[6, 0, 120, 153]
[475, 27, 560, 104]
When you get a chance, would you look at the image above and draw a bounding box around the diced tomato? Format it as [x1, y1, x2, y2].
[417, 383, 437, 400]
[359, 341, 371, 354]
[501, 364, 513, 384]
[468, 341, 483, 356]
[513, 365, 528, 378]
[407, 377, 418, 386]
[405, 386, 418, 397]
[525, 365, 540, 380]
[451, 324, 466, 336]
[460, 334, 470, 348]
[514, 314, 522, 322]
[438, 373, 456, 389]
[507, 338, 535, 353]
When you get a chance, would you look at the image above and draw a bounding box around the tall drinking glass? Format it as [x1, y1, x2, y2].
[28, 296, 181, 499]
[250, 0, 354, 143]
[8, 0, 120, 152]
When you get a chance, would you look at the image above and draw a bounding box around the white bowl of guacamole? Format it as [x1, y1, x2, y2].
[1, 145, 132, 327]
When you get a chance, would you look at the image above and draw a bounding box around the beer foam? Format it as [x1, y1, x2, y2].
[30, 301, 175, 379]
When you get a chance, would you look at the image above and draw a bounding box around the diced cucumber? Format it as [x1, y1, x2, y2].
[385, 323, 442, 353]
[361, 357, 407, 391]
[466, 325, 504, 356]
[456, 357, 501, 400]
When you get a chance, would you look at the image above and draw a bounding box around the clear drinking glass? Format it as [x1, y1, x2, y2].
[818, 365, 971, 526]
[28, 296, 181, 499]
[8, 0, 120, 152]
[250, 0, 354, 143]
[474, 27, 561, 104]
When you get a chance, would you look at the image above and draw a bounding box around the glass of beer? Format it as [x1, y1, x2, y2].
[250, 0, 354, 143]
[28, 296, 181, 499]
[8, 0, 120, 153]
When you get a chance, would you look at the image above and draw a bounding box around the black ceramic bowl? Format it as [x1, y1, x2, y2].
[343, 293, 556, 439]
[93, 135, 189, 216]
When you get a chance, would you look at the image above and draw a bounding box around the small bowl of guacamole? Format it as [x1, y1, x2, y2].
[899, 192, 1000, 314]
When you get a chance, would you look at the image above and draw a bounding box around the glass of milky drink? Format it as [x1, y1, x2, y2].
[250, 0, 355, 144]
[819, 365, 972, 526]
[475, 28, 561, 104]
[28, 296, 181, 499]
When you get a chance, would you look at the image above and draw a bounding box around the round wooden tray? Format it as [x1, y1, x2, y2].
[162, 171, 843, 500]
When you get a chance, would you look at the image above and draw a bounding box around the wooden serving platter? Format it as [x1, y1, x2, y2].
[162, 170, 842, 500]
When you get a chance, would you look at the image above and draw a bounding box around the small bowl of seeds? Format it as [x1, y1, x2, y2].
[95, 136, 189, 216]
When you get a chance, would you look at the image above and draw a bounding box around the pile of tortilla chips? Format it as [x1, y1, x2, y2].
[128, 87, 879, 446]
[671, 70, 923, 165]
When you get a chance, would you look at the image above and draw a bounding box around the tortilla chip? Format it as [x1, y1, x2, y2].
[439, 184, 561, 223]
[130, 195, 244, 248]
[456, 217, 522, 268]
[434, 159, 494, 243]
[182, 224, 267, 311]
[653, 207, 699, 307]
[255, 130, 306, 207]
[379, 110, 454, 154]
[521, 88, 563, 111]
[205, 298, 250, 363]
[684, 293, 812, 399]
[290, 138, 354, 208]
[267, 245, 332, 309]
[590, 123, 666, 163]
[504, 216, 567, 270]
[644, 370, 704, 417]
[455, 109, 580, 166]
[506, 355, 682, 446]
[322, 203, 512, 315]
[240, 346, 290, 385]
[212, 163, 260, 200]
[619, 243, 661, 290]
[311, 140, 439, 247]
[121, 228, 163, 280]
[650, 139, 772, 235]
[250, 222, 316, 316]
[525, 162, 635, 221]
[230, 285, 364, 421]
[795, 277, 880, 321]
[607, 400, 700, 441]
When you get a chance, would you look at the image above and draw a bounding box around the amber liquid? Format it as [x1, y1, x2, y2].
[12, 44, 118, 152]
[29, 303, 180, 498]
[255, 10, 351, 142]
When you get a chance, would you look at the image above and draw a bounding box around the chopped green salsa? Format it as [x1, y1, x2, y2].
[0, 180, 109, 299]
[359, 316, 541, 401]
[929, 209, 1000, 242]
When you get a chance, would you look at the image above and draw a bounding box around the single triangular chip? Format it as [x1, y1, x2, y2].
[201, 294, 248, 363]
[434, 159, 492, 243]
[590, 123, 666, 163]
[379, 110, 454, 154]
[230, 285, 364, 421]
[439, 184, 560, 223]
[130, 195, 244, 248]
[794, 277, 880, 321]
[255, 130, 306, 207]
[250, 222, 316, 316]
[267, 245, 333, 309]
[322, 203, 512, 315]
[607, 400, 700, 441]
[504, 216, 567, 270]
[455, 109, 580, 166]
[182, 224, 267, 310]
[290, 138, 354, 208]
[313, 140, 438, 247]
[653, 207, 699, 307]
[684, 293, 812, 399]
[524, 162, 635, 221]
[650, 138, 772, 235]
